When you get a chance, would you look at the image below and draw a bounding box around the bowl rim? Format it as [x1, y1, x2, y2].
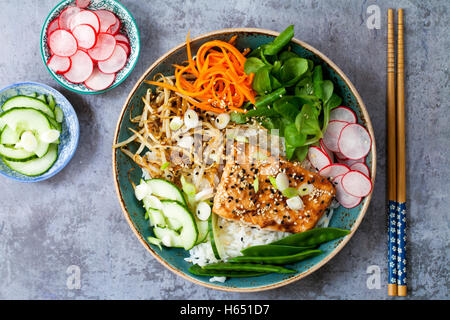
[0, 81, 80, 183]
[39, 0, 141, 95]
[112, 27, 377, 292]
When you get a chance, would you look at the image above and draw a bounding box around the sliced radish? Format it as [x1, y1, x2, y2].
[87, 33, 116, 61]
[107, 17, 121, 35]
[308, 146, 331, 171]
[332, 175, 362, 209]
[319, 163, 350, 179]
[58, 6, 82, 31]
[330, 106, 357, 123]
[48, 29, 78, 57]
[340, 157, 365, 167]
[47, 55, 72, 74]
[116, 42, 130, 56]
[338, 123, 372, 160]
[95, 10, 117, 33]
[341, 170, 372, 197]
[319, 139, 334, 163]
[350, 162, 370, 177]
[97, 45, 127, 74]
[71, 24, 97, 49]
[47, 18, 59, 37]
[84, 67, 115, 90]
[76, 0, 91, 8]
[322, 120, 348, 152]
[334, 151, 348, 161]
[70, 10, 100, 34]
[114, 33, 129, 44]
[63, 50, 94, 83]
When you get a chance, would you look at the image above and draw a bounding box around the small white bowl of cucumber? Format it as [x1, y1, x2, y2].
[0, 82, 79, 182]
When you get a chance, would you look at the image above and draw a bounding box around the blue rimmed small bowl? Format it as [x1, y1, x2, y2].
[40, 0, 140, 94]
[0, 82, 79, 182]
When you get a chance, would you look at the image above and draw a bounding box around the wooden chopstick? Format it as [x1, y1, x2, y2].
[396, 8, 407, 297]
[386, 8, 398, 297]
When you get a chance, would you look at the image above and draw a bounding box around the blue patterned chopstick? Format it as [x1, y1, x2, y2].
[388, 200, 398, 294]
[396, 202, 407, 294]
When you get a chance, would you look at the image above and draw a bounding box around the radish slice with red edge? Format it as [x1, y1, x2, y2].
[341, 170, 372, 197]
[116, 42, 130, 56]
[71, 24, 97, 49]
[95, 10, 117, 33]
[58, 6, 82, 31]
[334, 151, 348, 161]
[330, 106, 357, 123]
[308, 146, 331, 171]
[76, 0, 91, 8]
[332, 175, 362, 209]
[63, 50, 94, 83]
[47, 19, 59, 37]
[338, 123, 372, 160]
[114, 33, 129, 44]
[340, 157, 365, 167]
[319, 139, 334, 163]
[350, 162, 370, 177]
[319, 163, 350, 179]
[322, 120, 348, 152]
[84, 67, 115, 91]
[70, 10, 100, 34]
[48, 29, 78, 57]
[87, 33, 116, 61]
[107, 17, 121, 35]
[98, 45, 128, 74]
[47, 55, 71, 74]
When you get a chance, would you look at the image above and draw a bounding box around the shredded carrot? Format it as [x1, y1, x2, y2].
[145, 33, 255, 113]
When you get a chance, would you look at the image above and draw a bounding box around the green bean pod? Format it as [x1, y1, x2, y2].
[241, 244, 315, 257]
[270, 227, 350, 247]
[228, 249, 323, 265]
[202, 262, 296, 274]
[253, 87, 287, 108]
[188, 264, 270, 278]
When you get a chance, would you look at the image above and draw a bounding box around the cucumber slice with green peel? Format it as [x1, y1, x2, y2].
[2, 96, 55, 119]
[29, 92, 38, 98]
[0, 126, 20, 145]
[153, 227, 184, 248]
[0, 144, 37, 161]
[195, 218, 209, 245]
[209, 213, 225, 260]
[152, 200, 198, 250]
[148, 208, 166, 228]
[36, 94, 47, 104]
[145, 178, 187, 206]
[47, 94, 56, 110]
[54, 107, 64, 123]
[3, 144, 58, 176]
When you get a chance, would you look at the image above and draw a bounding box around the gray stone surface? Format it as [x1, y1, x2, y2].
[0, 0, 448, 300]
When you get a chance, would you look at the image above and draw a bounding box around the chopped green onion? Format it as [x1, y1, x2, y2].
[160, 162, 170, 170]
[147, 237, 162, 250]
[181, 176, 196, 196]
[269, 176, 277, 189]
[253, 176, 259, 192]
[282, 187, 299, 198]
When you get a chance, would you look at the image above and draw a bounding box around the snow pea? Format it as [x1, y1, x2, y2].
[188, 264, 269, 278]
[263, 24, 295, 56]
[241, 244, 315, 257]
[271, 227, 350, 247]
[228, 249, 322, 265]
[253, 87, 287, 108]
[202, 262, 296, 274]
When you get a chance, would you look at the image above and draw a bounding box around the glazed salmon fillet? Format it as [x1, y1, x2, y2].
[213, 143, 336, 233]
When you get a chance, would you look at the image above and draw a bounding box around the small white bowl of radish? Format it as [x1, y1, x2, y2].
[41, 0, 140, 94]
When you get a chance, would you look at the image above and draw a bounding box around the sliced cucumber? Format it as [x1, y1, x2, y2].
[36, 94, 47, 104]
[28, 92, 38, 98]
[2, 96, 55, 119]
[153, 200, 198, 250]
[3, 144, 57, 176]
[145, 178, 187, 206]
[148, 208, 166, 227]
[153, 227, 184, 248]
[0, 108, 52, 158]
[47, 94, 56, 111]
[54, 107, 64, 123]
[0, 143, 36, 161]
[195, 218, 209, 245]
[209, 213, 225, 260]
[0, 126, 20, 145]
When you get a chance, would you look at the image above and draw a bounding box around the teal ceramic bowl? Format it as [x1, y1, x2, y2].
[113, 28, 376, 292]
[40, 0, 140, 94]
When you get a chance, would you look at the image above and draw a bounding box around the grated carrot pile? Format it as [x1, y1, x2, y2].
[145, 33, 255, 113]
